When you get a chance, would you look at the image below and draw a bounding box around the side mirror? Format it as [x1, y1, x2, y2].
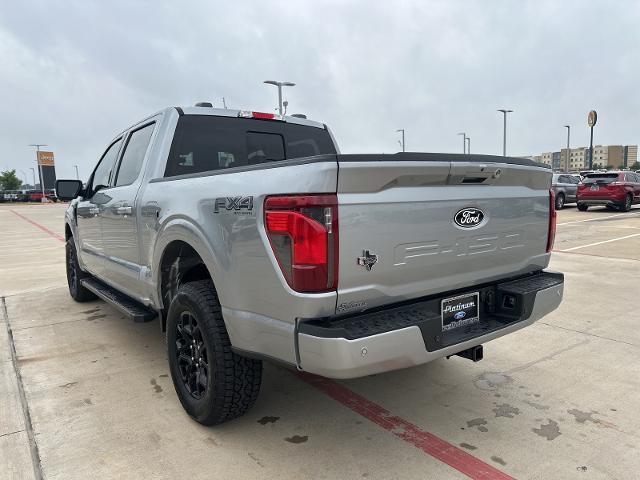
[55, 179, 83, 201]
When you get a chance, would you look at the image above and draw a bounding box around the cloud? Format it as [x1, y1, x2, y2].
[1, 0, 639, 180]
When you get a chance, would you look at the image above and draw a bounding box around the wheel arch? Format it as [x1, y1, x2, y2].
[153, 221, 224, 332]
[64, 217, 88, 270]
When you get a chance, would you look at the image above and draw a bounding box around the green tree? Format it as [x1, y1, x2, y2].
[630, 162, 640, 170]
[605, 164, 614, 170]
[0, 170, 23, 190]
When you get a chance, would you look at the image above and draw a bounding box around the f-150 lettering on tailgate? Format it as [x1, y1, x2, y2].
[393, 231, 524, 266]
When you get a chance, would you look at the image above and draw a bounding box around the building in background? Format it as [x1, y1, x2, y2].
[532, 145, 637, 172]
[592, 145, 609, 168]
[572, 148, 588, 171]
[607, 146, 624, 169]
[540, 152, 553, 167]
[625, 145, 638, 167]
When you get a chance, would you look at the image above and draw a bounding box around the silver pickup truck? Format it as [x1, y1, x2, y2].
[56, 104, 564, 425]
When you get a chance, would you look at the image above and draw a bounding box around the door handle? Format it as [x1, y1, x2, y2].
[89, 207, 100, 215]
[115, 206, 132, 215]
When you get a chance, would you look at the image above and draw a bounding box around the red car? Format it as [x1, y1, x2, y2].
[577, 171, 640, 211]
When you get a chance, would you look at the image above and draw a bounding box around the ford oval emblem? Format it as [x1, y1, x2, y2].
[454, 208, 485, 228]
[454, 311, 467, 320]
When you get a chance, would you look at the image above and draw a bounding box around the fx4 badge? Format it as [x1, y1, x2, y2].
[357, 250, 378, 271]
[214, 196, 254, 214]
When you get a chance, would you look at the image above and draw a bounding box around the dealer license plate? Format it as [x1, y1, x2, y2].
[441, 292, 480, 332]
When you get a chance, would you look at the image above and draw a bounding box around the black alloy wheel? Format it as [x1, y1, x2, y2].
[65, 239, 97, 302]
[175, 311, 209, 400]
[166, 280, 262, 425]
[67, 242, 78, 292]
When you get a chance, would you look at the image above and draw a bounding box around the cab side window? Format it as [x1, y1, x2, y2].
[115, 123, 155, 187]
[91, 138, 123, 192]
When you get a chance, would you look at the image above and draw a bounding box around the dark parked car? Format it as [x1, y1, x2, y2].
[1, 190, 29, 202]
[577, 172, 640, 211]
[551, 173, 580, 209]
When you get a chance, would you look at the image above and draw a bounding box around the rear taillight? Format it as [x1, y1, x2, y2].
[264, 194, 338, 293]
[547, 189, 557, 252]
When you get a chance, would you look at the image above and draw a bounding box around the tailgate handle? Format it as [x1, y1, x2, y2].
[461, 177, 488, 184]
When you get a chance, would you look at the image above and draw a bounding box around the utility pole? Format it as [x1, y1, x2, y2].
[396, 129, 405, 152]
[466, 137, 471, 154]
[263, 80, 295, 116]
[74, 165, 79, 180]
[564, 125, 570, 172]
[222, 97, 227, 109]
[457, 132, 467, 154]
[28, 144, 47, 199]
[497, 109, 513, 156]
[588, 110, 597, 170]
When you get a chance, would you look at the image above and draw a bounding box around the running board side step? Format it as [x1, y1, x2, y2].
[80, 278, 157, 323]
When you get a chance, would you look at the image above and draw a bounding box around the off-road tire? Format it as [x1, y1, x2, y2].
[66, 238, 97, 302]
[577, 203, 588, 212]
[554, 193, 565, 210]
[166, 280, 262, 425]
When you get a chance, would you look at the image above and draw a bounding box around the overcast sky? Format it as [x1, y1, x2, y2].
[1, 0, 639, 182]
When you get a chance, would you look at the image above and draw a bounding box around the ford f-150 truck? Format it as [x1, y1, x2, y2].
[56, 104, 564, 425]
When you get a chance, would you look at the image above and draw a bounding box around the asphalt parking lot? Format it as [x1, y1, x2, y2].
[1, 203, 639, 480]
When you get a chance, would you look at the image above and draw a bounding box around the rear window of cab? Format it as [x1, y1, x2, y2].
[164, 115, 336, 177]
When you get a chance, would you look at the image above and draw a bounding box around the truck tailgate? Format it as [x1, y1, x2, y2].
[336, 154, 552, 313]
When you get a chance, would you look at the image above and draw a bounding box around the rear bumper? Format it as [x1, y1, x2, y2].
[578, 190, 626, 205]
[297, 271, 564, 379]
[577, 197, 622, 206]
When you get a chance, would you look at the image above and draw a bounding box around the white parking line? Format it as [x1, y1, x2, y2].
[609, 225, 640, 230]
[560, 232, 640, 251]
[558, 210, 640, 226]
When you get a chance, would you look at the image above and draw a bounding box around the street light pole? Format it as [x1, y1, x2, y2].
[30, 167, 36, 187]
[263, 80, 296, 116]
[497, 109, 513, 156]
[457, 132, 467, 154]
[28, 144, 47, 198]
[564, 125, 570, 172]
[396, 129, 405, 152]
[74, 165, 79, 180]
[466, 137, 471, 155]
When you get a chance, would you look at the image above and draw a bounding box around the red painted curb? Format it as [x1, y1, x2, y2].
[297, 372, 515, 480]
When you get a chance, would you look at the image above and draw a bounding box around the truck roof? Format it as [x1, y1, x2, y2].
[175, 105, 327, 130]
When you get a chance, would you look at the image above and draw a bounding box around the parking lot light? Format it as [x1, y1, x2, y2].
[497, 109, 513, 156]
